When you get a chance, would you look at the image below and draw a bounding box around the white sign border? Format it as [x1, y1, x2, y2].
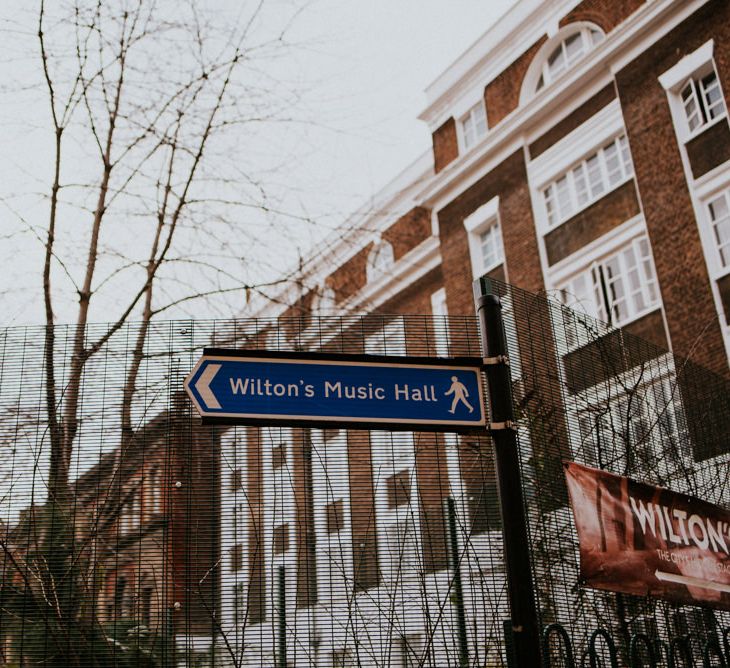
[184, 354, 487, 428]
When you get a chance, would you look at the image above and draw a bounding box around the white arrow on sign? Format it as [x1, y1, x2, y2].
[195, 363, 222, 409]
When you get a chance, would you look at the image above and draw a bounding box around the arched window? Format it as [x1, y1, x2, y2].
[521, 25, 605, 102]
[366, 239, 394, 282]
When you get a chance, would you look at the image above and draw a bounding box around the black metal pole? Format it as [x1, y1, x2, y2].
[476, 293, 543, 668]
[277, 566, 286, 668]
[446, 496, 469, 667]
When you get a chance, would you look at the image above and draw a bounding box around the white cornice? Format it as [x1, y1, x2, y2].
[418, 0, 710, 210]
[419, 0, 581, 130]
[339, 235, 441, 314]
[247, 0, 711, 319]
[288, 237, 442, 351]
[246, 234, 441, 321]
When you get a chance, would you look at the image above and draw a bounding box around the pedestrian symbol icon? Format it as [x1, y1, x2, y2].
[445, 376, 474, 414]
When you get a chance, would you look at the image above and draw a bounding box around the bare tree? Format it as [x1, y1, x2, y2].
[0, 1, 327, 664]
[32, 0, 312, 499]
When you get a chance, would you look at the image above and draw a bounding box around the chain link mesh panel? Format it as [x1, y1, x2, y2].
[1, 289, 729, 667]
[483, 277, 730, 667]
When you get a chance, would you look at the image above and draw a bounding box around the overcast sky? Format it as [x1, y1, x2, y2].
[290, 0, 516, 199]
[0, 0, 516, 325]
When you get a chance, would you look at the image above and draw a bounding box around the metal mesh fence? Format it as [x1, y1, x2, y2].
[483, 277, 730, 667]
[1, 284, 729, 666]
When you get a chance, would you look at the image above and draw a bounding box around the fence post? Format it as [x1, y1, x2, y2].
[446, 496, 469, 667]
[475, 293, 543, 668]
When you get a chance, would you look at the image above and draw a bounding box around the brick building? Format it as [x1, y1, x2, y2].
[216, 0, 730, 665]
[69, 402, 220, 666]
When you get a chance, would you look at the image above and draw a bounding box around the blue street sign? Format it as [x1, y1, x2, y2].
[184, 351, 486, 430]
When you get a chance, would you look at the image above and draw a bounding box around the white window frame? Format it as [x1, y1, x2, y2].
[659, 41, 727, 144]
[706, 189, 730, 273]
[458, 100, 487, 152]
[541, 134, 634, 229]
[463, 196, 504, 279]
[570, 364, 690, 477]
[521, 23, 605, 103]
[680, 71, 725, 136]
[577, 376, 684, 471]
[553, 230, 661, 334]
[528, 100, 628, 238]
[660, 42, 730, 363]
[695, 177, 730, 357]
[430, 288, 450, 357]
[536, 27, 604, 93]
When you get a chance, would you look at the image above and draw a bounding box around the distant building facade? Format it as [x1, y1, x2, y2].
[216, 0, 730, 665]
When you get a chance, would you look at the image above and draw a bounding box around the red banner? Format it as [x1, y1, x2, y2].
[564, 461, 730, 609]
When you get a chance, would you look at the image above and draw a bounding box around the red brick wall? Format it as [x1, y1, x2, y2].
[432, 117, 459, 173]
[383, 206, 432, 261]
[280, 289, 315, 323]
[544, 180, 641, 265]
[170, 419, 221, 631]
[414, 432, 449, 573]
[529, 83, 617, 158]
[329, 245, 370, 304]
[559, 0, 646, 33]
[615, 0, 730, 375]
[375, 267, 443, 317]
[437, 149, 543, 316]
[293, 428, 317, 608]
[436, 150, 571, 506]
[325, 208, 432, 305]
[484, 37, 546, 128]
[347, 430, 379, 591]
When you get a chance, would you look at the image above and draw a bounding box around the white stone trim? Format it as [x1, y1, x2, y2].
[463, 196, 500, 233]
[545, 217, 663, 332]
[546, 214, 644, 285]
[519, 22, 606, 106]
[451, 90, 487, 127]
[456, 99, 489, 155]
[655, 39, 730, 364]
[462, 196, 503, 281]
[659, 39, 727, 144]
[527, 99, 624, 189]
[419, 0, 709, 208]
[342, 235, 441, 313]
[420, 0, 580, 129]
[658, 39, 714, 92]
[527, 100, 629, 241]
[682, 164, 730, 361]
